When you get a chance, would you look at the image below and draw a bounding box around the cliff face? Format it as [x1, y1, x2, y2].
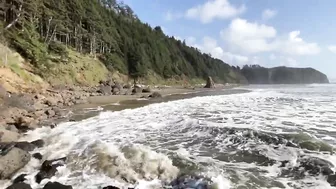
[241, 66, 329, 84]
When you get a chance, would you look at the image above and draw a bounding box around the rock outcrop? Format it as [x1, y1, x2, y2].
[204, 76, 215, 88]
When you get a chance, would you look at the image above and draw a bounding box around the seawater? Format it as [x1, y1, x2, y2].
[3, 84, 336, 189]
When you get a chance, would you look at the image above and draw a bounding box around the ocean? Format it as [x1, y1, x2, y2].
[7, 84, 336, 189]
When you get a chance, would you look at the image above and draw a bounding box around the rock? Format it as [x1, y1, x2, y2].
[169, 174, 212, 189]
[31, 139, 44, 148]
[5, 125, 18, 133]
[43, 182, 72, 189]
[45, 109, 56, 118]
[123, 84, 131, 89]
[0, 85, 9, 99]
[149, 92, 162, 98]
[6, 183, 32, 189]
[13, 173, 27, 184]
[33, 153, 43, 160]
[98, 85, 112, 95]
[35, 157, 66, 183]
[14, 116, 38, 131]
[327, 174, 336, 186]
[204, 76, 215, 88]
[131, 87, 142, 95]
[44, 98, 58, 107]
[112, 87, 120, 95]
[15, 142, 36, 152]
[0, 147, 31, 179]
[0, 142, 15, 156]
[0, 129, 20, 143]
[142, 88, 151, 93]
[103, 186, 120, 189]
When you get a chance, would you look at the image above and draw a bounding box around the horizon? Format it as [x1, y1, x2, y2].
[122, 0, 336, 79]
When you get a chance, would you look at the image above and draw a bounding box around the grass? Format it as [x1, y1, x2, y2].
[45, 50, 109, 86]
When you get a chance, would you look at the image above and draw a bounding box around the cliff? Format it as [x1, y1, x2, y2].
[241, 65, 329, 84]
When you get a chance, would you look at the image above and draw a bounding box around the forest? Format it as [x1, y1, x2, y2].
[0, 0, 245, 84]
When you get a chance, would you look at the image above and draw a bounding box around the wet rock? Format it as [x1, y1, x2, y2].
[15, 142, 36, 152]
[327, 174, 336, 186]
[33, 153, 43, 160]
[169, 174, 212, 189]
[13, 173, 27, 184]
[98, 85, 112, 95]
[6, 183, 32, 189]
[0, 147, 31, 179]
[35, 157, 66, 183]
[31, 139, 44, 148]
[5, 125, 18, 133]
[0, 142, 15, 156]
[149, 92, 162, 98]
[204, 76, 215, 88]
[142, 88, 151, 93]
[0, 128, 20, 142]
[103, 186, 120, 189]
[43, 182, 73, 189]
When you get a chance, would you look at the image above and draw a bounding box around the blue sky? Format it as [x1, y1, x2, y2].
[122, 0, 336, 79]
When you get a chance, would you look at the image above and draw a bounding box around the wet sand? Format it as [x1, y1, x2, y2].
[68, 87, 250, 121]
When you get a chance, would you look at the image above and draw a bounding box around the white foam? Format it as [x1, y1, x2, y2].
[2, 85, 336, 189]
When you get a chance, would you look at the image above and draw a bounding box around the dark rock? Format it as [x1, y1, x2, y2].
[204, 76, 215, 88]
[35, 157, 66, 183]
[327, 174, 336, 186]
[103, 186, 120, 189]
[149, 92, 162, 98]
[31, 139, 44, 148]
[15, 142, 36, 152]
[43, 182, 72, 189]
[33, 153, 43, 160]
[142, 88, 151, 93]
[6, 183, 32, 189]
[0, 142, 15, 156]
[169, 174, 212, 189]
[13, 173, 27, 184]
[0, 147, 31, 179]
[45, 109, 56, 118]
[98, 85, 112, 95]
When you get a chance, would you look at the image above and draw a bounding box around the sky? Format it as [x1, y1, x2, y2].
[122, 0, 336, 79]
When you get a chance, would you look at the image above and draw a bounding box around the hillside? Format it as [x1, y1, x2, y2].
[241, 65, 329, 84]
[0, 0, 245, 86]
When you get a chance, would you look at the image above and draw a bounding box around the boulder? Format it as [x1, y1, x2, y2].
[0, 148, 31, 179]
[112, 87, 120, 95]
[123, 83, 131, 89]
[6, 183, 32, 189]
[44, 98, 58, 107]
[5, 125, 18, 133]
[32, 153, 43, 160]
[149, 92, 162, 98]
[103, 186, 120, 189]
[0, 85, 9, 99]
[15, 142, 36, 152]
[43, 182, 72, 189]
[31, 139, 44, 148]
[13, 173, 27, 184]
[204, 76, 215, 88]
[327, 174, 336, 186]
[35, 157, 66, 183]
[142, 88, 151, 93]
[0, 128, 20, 143]
[98, 85, 112, 95]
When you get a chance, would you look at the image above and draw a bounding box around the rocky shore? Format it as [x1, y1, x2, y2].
[0, 79, 208, 189]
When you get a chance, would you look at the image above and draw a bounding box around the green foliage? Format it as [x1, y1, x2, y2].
[48, 41, 68, 57]
[2, 0, 245, 83]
